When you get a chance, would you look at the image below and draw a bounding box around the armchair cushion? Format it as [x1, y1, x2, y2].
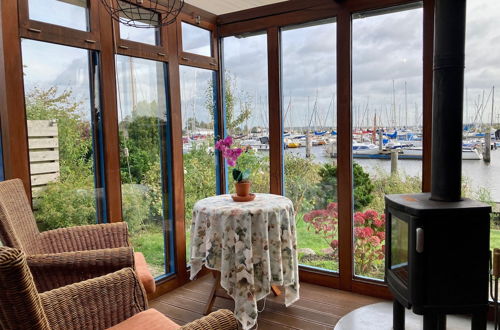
[108, 309, 180, 330]
[134, 252, 156, 294]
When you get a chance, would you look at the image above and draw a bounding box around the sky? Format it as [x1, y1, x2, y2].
[21, 0, 500, 130]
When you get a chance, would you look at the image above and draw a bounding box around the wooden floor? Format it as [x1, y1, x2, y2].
[150, 275, 384, 329]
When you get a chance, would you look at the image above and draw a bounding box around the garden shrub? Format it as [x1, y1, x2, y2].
[35, 178, 96, 231]
[183, 143, 217, 228]
[284, 154, 322, 216]
[315, 162, 374, 211]
[121, 183, 151, 233]
[303, 203, 385, 278]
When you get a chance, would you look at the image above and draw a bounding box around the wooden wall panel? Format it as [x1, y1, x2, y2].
[166, 21, 188, 284]
[267, 27, 282, 195]
[0, 0, 31, 194]
[336, 8, 353, 292]
[422, 0, 434, 192]
[97, 1, 123, 223]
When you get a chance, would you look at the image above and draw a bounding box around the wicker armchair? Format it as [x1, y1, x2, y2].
[0, 247, 238, 330]
[0, 179, 155, 294]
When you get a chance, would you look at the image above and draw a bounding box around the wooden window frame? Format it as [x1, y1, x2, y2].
[177, 13, 219, 70]
[217, 0, 434, 300]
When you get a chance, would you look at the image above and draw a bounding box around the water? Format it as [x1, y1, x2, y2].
[285, 146, 500, 202]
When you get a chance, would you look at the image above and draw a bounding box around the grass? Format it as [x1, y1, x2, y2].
[130, 225, 165, 277]
[491, 229, 500, 250]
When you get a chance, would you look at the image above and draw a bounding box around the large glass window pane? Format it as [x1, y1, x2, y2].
[21, 39, 104, 230]
[282, 19, 338, 272]
[182, 22, 212, 57]
[465, 1, 500, 273]
[352, 4, 423, 280]
[118, 1, 160, 45]
[180, 66, 217, 261]
[116, 55, 171, 277]
[223, 33, 270, 193]
[29, 0, 89, 31]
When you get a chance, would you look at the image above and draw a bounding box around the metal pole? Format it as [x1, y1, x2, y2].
[430, 0, 467, 202]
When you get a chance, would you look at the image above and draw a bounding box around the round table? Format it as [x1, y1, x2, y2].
[189, 193, 300, 330]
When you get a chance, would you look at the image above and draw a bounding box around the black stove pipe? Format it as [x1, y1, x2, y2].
[430, 0, 467, 202]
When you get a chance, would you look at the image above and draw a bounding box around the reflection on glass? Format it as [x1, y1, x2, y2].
[282, 19, 338, 272]
[29, 0, 89, 31]
[116, 55, 170, 277]
[391, 215, 409, 284]
[223, 33, 269, 193]
[352, 4, 423, 280]
[180, 66, 217, 262]
[21, 39, 103, 230]
[118, 1, 160, 45]
[182, 22, 212, 57]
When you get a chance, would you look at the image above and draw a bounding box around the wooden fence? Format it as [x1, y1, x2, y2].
[27, 120, 60, 196]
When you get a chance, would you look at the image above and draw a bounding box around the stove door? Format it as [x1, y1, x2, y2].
[390, 214, 409, 286]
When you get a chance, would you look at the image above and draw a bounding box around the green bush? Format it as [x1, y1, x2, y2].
[183, 143, 217, 227]
[284, 153, 322, 216]
[35, 179, 96, 231]
[315, 162, 374, 211]
[121, 184, 152, 233]
[368, 169, 422, 213]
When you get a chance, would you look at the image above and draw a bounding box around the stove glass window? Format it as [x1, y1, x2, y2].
[391, 214, 409, 284]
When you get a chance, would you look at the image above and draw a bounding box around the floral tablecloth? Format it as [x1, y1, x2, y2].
[190, 193, 300, 329]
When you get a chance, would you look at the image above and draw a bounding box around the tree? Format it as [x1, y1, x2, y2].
[316, 163, 374, 211]
[205, 71, 252, 132]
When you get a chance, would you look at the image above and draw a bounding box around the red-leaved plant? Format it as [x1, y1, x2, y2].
[303, 204, 385, 276]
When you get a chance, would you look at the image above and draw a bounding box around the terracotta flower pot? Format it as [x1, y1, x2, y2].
[235, 181, 251, 197]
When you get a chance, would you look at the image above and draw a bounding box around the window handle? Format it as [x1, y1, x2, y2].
[28, 28, 41, 33]
[119, 45, 129, 50]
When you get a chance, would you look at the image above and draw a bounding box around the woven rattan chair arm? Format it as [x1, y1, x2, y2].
[27, 247, 135, 292]
[180, 309, 239, 330]
[39, 268, 147, 330]
[38, 222, 130, 253]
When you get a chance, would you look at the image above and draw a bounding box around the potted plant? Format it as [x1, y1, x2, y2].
[215, 136, 253, 199]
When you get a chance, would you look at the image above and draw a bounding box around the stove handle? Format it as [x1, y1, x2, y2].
[416, 227, 424, 253]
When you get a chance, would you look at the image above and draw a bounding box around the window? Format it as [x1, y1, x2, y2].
[116, 55, 172, 277]
[465, 0, 500, 258]
[118, 1, 160, 45]
[222, 33, 270, 193]
[182, 22, 212, 57]
[21, 39, 105, 229]
[28, 0, 89, 31]
[281, 19, 338, 272]
[352, 4, 423, 280]
[180, 66, 217, 261]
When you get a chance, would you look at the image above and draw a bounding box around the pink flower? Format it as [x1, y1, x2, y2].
[330, 240, 339, 248]
[377, 232, 385, 240]
[373, 219, 384, 228]
[354, 212, 365, 225]
[368, 236, 381, 246]
[215, 136, 233, 152]
[364, 210, 378, 220]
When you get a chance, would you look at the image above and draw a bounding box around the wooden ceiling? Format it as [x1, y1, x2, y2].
[183, 0, 288, 15]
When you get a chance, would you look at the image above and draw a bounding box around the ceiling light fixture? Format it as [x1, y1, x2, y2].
[99, 0, 184, 28]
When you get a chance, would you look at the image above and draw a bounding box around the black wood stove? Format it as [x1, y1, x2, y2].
[385, 194, 491, 329]
[385, 0, 492, 329]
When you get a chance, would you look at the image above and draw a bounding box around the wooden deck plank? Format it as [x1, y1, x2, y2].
[150, 275, 385, 329]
